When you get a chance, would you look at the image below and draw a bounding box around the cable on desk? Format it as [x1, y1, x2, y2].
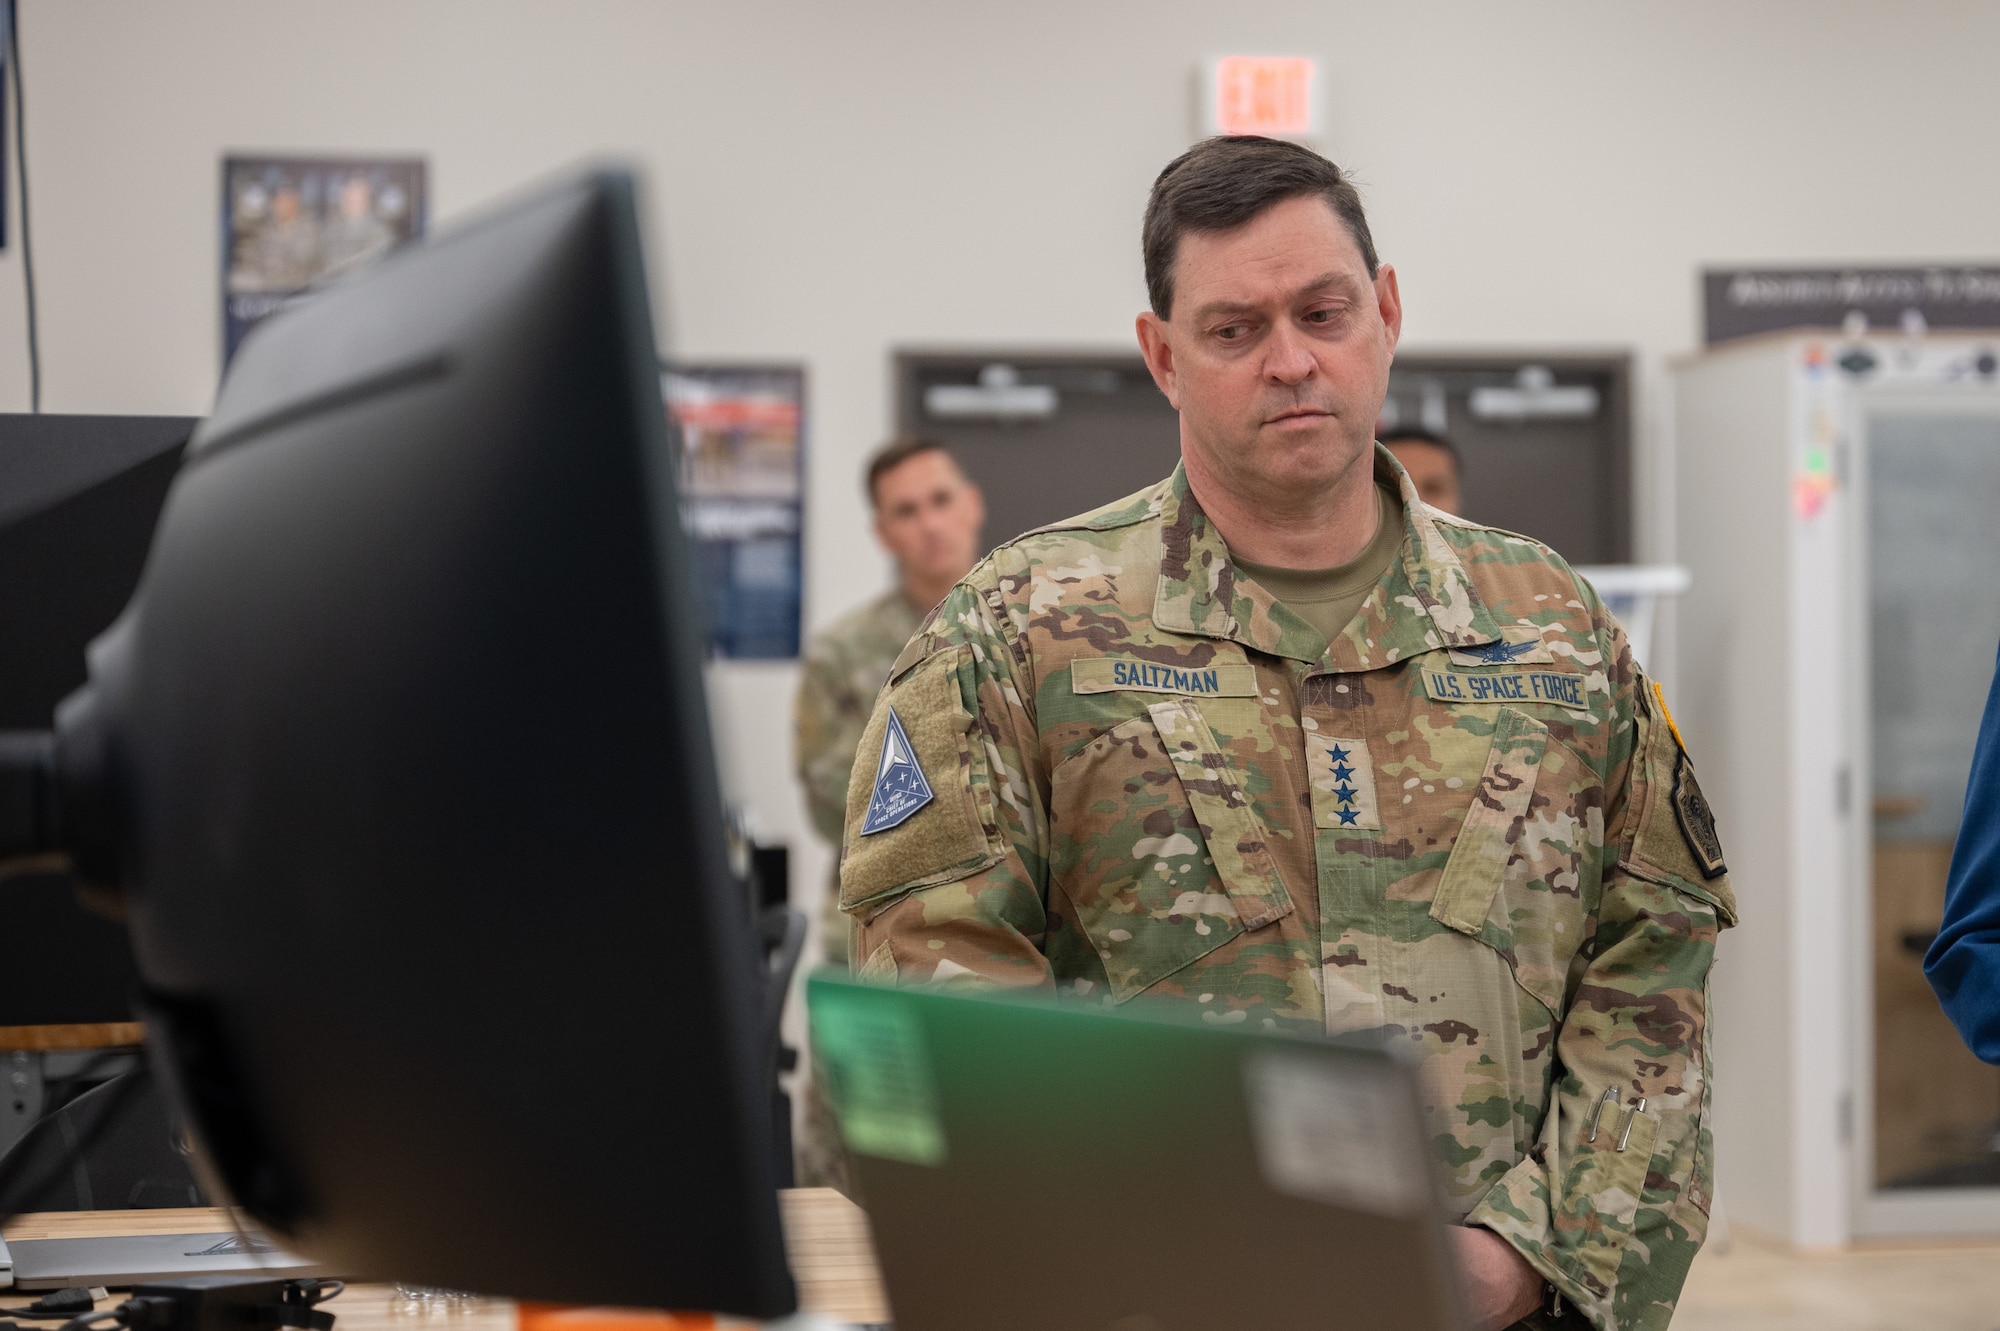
[52, 1307, 121, 1331]
[5, 0, 38, 411]
[0, 1289, 101, 1321]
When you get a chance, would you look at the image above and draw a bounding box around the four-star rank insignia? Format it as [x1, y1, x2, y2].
[1308, 735, 1382, 831]
[860, 707, 935, 836]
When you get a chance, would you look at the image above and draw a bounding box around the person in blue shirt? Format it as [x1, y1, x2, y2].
[1927, 642, 2000, 1063]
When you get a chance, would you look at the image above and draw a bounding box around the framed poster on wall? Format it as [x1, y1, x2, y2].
[222, 154, 427, 365]
[661, 363, 805, 660]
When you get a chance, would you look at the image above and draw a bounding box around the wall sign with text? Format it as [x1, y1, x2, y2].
[1704, 265, 2000, 344]
[1201, 56, 1319, 140]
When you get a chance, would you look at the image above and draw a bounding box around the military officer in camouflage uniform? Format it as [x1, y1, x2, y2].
[797, 437, 988, 963]
[793, 436, 984, 1188]
[838, 137, 1733, 1331]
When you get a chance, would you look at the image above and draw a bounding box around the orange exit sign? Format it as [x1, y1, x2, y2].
[1203, 56, 1319, 139]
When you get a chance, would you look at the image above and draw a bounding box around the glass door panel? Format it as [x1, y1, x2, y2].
[1868, 411, 2000, 1191]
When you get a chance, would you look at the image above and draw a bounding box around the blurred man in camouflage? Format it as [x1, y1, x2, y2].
[792, 436, 983, 1188]
[837, 137, 1733, 1331]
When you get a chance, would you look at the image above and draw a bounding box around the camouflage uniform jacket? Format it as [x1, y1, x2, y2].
[795, 587, 921, 965]
[838, 448, 1736, 1331]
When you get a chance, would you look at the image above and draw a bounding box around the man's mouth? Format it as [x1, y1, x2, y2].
[1266, 406, 1334, 424]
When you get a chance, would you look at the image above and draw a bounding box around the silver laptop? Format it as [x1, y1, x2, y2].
[0, 1223, 333, 1290]
[808, 973, 1470, 1331]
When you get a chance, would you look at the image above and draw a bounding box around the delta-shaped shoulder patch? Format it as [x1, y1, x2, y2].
[860, 706, 935, 835]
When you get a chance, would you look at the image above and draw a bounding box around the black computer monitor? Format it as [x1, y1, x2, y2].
[0, 414, 191, 1033]
[1, 171, 795, 1316]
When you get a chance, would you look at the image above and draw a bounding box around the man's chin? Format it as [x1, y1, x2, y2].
[914, 557, 973, 586]
[1257, 428, 1370, 479]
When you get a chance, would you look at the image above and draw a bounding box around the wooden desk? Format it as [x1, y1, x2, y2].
[2, 1190, 888, 1328]
[0, 1024, 145, 1053]
[774, 1189, 887, 1325]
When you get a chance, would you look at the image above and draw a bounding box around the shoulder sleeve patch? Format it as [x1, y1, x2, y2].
[839, 645, 1000, 918]
[1670, 752, 1728, 881]
[1622, 676, 1738, 926]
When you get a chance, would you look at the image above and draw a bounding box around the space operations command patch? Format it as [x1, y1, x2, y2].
[860, 707, 935, 836]
[1672, 754, 1727, 880]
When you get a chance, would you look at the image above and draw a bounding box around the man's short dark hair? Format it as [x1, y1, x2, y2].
[1143, 136, 1379, 320]
[865, 435, 955, 506]
[1380, 427, 1462, 471]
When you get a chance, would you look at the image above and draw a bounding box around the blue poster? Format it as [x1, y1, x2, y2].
[662, 364, 805, 659]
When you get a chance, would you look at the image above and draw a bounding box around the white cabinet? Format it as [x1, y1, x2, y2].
[1674, 333, 2000, 1244]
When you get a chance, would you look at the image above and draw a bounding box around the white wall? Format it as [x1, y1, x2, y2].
[13, 0, 2000, 961]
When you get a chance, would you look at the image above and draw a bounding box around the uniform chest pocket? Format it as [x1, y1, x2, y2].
[1429, 706, 1597, 1017]
[1049, 698, 1293, 1003]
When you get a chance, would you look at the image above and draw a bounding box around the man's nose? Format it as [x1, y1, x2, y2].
[1262, 323, 1317, 385]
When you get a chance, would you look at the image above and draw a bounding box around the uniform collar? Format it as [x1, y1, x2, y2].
[1152, 445, 1506, 670]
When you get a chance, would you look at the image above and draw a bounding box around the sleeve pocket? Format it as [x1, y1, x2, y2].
[838, 646, 1000, 918]
[1554, 1085, 1659, 1298]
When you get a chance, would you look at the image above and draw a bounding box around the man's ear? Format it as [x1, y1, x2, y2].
[966, 481, 986, 530]
[1135, 311, 1181, 410]
[1374, 262, 1403, 358]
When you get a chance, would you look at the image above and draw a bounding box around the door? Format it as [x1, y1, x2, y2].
[896, 349, 1636, 564]
[1855, 399, 2000, 1234]
[1385, 353, 1633, 564]
[895, 352, 1180, 552]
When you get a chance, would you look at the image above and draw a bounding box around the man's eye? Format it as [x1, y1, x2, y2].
[1216, 324, 1248, 341]
[1305, 307, 1339, 324]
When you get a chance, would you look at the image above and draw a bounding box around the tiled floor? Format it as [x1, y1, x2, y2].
[1676, 1227, 2000, 1331]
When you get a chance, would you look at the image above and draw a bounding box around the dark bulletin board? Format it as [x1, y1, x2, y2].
[895, 351, 1179, 551]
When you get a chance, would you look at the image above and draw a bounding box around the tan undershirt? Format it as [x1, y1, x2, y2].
[1232, 483, 1404, 647]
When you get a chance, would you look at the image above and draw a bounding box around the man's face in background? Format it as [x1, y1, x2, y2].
[1385, 438, 1463, 515]
[340, 175, 374, 220]
[872, 449, 985, 594]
